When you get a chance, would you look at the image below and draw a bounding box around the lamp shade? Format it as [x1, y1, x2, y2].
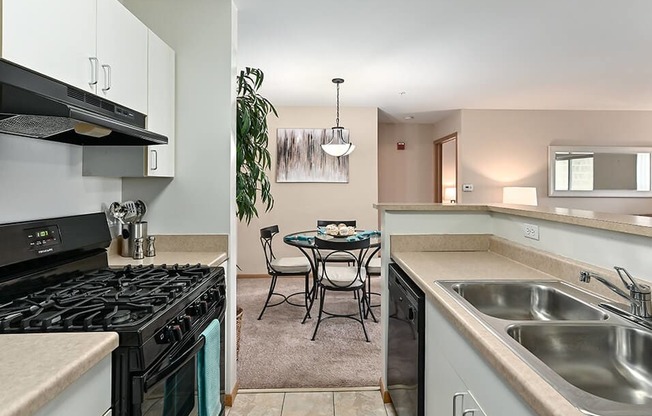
[321, 143, 355, 157]
[502, 187, 538, 206]
[444, 187, 456, 203]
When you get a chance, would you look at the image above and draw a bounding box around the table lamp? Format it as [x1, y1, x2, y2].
[502, 187, 537, 206]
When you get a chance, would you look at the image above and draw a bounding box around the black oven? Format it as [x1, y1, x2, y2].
[122, 281, 226, 416]
[0, 213, 227, 416]
[128, 282, 226, 416]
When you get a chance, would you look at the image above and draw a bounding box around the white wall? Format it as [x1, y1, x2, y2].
[237, 106, 378, 274]
[0, 134, 121, 223]
[458, 109, 652, 213]
[378, 123, 435, 202]
[121, 0, 235, 235]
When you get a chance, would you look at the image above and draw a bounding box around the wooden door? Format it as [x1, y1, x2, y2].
[433, 133, 458, 203]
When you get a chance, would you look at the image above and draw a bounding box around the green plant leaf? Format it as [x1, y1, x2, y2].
[236, 67, 277, 225]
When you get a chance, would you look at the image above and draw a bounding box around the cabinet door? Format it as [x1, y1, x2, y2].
[146, 30, 175, 177]
[34, 355, 111, 416]
[426, 340, 485, 416]
[427, 299, 535, 416]
[2, 0, 97, 93]
[96, 0, 148, 113]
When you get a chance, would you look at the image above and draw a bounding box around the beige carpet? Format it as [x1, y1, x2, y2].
[236, 277, 382, 389]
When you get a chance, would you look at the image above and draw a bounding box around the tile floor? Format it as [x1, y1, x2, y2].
[226, 389, 396, 416]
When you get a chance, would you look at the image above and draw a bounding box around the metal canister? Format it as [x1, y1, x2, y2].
[120, 221, 148, 258]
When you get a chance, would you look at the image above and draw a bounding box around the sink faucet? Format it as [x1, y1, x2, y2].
[579, 266, 652, 319]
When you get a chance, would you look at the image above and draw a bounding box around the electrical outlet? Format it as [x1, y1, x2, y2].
[523, 223, 539, 240]
[462, 184, 474, 192]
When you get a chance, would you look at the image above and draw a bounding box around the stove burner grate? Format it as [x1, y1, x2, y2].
[0, 263, 215, 332]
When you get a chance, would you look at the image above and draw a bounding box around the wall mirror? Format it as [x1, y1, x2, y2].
[548, 146, 652, 197]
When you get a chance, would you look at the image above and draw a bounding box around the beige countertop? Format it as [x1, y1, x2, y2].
[374, 203, 652, 238]
[0, 332, 118, 416]
[391, 250, 585, 416]
[107, 234, 228, 267]
[108, 251, 227, 267]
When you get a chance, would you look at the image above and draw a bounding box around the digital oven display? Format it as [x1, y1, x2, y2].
[25, 225, 61, 253]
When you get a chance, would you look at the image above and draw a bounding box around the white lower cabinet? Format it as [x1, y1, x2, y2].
[425, 299, 536, 416]
[34, 355, 112, 416]
[427, 339, 486, 416]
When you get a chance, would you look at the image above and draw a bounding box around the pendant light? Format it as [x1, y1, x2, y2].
[321, 78, 355, 157]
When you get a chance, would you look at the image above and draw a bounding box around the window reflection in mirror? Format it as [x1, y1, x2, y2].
[549, 146, 652, 197]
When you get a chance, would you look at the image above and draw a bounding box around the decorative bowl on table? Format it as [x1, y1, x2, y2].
[324, 223, 356, 237]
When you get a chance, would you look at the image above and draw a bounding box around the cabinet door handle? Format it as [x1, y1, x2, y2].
[150, 150, 158, 171]
[88, 57, 99, 86]
[101, 64, 112, 92]
[453, 392, 465, 416]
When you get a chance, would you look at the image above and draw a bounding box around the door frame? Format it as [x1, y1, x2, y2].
[433, 133, 458, 203]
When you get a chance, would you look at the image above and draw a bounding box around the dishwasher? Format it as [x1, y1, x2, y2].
[387, 262, 425, 416]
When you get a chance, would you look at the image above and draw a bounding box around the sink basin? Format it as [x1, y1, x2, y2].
[449, 281, 608, 321]
[507, 324, 652, 406]
[437, 279, 652, 414]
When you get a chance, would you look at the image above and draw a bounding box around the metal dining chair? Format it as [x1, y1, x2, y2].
[258, 225, 312, 320]
[310, 236, 372, 342]
[316, 220, 357, 265]
[364, 245, 381, 322]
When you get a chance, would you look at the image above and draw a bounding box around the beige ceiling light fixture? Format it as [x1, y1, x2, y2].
[321, 78, 355, 157]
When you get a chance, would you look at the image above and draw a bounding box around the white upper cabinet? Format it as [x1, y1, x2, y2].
[96, 0, 148, 114]
[1, 0, 148, 114]
[1, 0, 97, 93]
[146, 30, 175, 177]
[81, 30, 176, 178]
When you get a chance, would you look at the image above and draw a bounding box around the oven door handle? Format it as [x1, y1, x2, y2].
[139, 336, 206, 392]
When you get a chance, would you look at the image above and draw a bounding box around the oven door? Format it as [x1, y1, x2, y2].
[134, 302, 225, 416]
[136, 331, 204, 416]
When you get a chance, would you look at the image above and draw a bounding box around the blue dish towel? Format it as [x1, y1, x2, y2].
[197, 319, 221, 416]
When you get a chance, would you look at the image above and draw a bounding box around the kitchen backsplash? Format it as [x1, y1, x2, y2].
[0, 133, 121, 224]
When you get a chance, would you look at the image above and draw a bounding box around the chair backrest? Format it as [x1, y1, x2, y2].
[317, 219, 357, 227]
[315, 237, 371, 288]
[260, 225, 280, 273]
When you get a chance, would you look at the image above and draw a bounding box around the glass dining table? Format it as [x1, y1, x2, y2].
[283, 229, 382, 322]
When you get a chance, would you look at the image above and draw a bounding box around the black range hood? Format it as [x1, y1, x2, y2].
[0, 59, 167, 146]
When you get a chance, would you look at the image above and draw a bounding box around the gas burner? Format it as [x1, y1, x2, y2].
[109, 309, 132, 325]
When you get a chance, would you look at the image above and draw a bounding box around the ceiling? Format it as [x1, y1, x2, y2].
[235, 0, 652, 123]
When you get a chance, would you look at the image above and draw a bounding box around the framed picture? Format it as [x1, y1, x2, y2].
[276, 128, 349, 183]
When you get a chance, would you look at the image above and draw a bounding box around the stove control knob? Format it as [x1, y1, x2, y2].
[185, 304, 199, 316]
[198, 301, 208, 315]
[181, 315, 192, 331]
[169, 324, 183, 342]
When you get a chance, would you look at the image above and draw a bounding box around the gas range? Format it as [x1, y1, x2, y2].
[0, 213, 226, 416]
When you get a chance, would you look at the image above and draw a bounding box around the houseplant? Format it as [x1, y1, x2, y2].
[236, 67, 277, 224]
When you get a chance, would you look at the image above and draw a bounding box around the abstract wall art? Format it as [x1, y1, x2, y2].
[276, 128, 349, 183]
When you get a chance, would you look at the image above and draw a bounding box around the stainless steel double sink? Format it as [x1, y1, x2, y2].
[437, 280, 652, 415]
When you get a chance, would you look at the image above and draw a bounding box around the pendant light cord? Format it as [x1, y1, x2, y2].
[335, 81, 340, 128]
